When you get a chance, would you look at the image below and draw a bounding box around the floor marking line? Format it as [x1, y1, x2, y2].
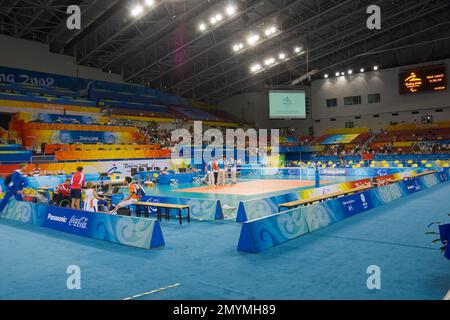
[123, 283, 180, 300]
[309, 233, 440, 251]
[444, 289, 450, 300]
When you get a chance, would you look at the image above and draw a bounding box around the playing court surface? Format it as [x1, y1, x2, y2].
[174, 179, 331, 195]
[1, 180, 449, 299]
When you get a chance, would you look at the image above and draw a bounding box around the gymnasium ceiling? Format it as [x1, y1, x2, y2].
[1, 0, 450, 103]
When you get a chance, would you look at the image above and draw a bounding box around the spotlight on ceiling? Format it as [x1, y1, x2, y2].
[335, 72, 340, 77]
[145, 0, 154, 7]
[341, 72, 345, 76]
[360, 68, 365, 73]
[210, 16, 217, 24]
[226, 5, 237, 16]
[348, 69, 353, 75]
[373, 65, 379, 71]
[247, 34, 260, 45]
[215, 14, 223, 22]
[250, 63, 261, 73]
[278, 53, 286, 60]
[264, 26, 277, 36]
[198, 23, 206, 31]
[131, 5, 144, 17]
[324, 74, 329, 79]
[264, 57, 275, 66]
[294, 47, 302, 53]
[233, 43, 243, 52]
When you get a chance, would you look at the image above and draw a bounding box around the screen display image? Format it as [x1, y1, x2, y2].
[399, 65, 447, 94]
[269, 90, 306, 119]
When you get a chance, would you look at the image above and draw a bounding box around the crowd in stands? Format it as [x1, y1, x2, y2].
[139, 125, 174, 148]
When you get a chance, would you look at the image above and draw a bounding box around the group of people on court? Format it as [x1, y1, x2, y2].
[205, 156, 238, 186]
[67, 168, 144, 214]
[0, 164, 144, 215]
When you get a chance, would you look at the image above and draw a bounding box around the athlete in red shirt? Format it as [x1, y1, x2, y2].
[71, 167, 85, 209]
[53, 178, 71, 206]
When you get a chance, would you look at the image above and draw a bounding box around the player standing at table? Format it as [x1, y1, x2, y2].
[212, 159, 219, 186]
[217, 156, 227, 186]
[70, 167, 85, 210]
[228, 157, 237, 184]
[206, 160, 215, 186]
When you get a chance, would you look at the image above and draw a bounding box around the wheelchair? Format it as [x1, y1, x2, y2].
[49, 193, 71, 208]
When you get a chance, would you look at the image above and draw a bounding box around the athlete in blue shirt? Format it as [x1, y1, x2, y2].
[0, 163, 28, 213]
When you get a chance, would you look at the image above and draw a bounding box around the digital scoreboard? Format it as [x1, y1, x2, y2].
[269, 90, 306, 119]
[399, 65, 446, 94]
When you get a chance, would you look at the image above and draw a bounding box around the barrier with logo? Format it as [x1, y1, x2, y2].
[239, 167, 409, 177]
[237, 171, 450, 253]
[21, 129, 140, 150]
[0, 158, 175, 176]
[157, 172, 200, 185]
[140, 195, 223, 221]
[236, 178, 382, 222]
[55, 149, 171, 161]
[0, 201, 165, 249]
[439, 223, 450, 260]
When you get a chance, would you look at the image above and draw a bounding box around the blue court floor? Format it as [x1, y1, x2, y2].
[142, 174, 357, 210]
[0, 182, 449, 300]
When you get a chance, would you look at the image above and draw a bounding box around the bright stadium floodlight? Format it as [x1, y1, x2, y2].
[145, 0, 154, 7]
[226, 5, 237, 16]
[264, 26, 277, 37]
[247, 34, 260, 46]
[215, 14, 223, 22]
[341, 72, 345, 76]
[373, 65, 379, 70]
[278, 53, 286, 60]
[233, 44, 240, 52]
[210, 16, 217, 24]
[324, 74, 329, 78]
[360, 68, 365, 73]
[198, 22, 206, 31]
[250, 63, 261, 72]
[348, 69, 353, 75]
[264, 57, 275, 66]
[131, 5, 144, 17]
[335, 72, 340, 77]
[294, 46, 301, 53]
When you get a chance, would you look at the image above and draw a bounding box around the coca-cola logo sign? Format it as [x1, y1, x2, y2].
[44, 208, 91, 236]
[69, 216, 88, 230]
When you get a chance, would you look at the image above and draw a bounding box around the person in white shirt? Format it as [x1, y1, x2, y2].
[83, 182, 106, 212]
[206, 160, 215, 186]
[228, 157, 237, 184]
[217, 156, 227, 186]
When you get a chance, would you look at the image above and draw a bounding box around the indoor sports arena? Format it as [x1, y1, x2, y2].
[0, 0, 449, 306]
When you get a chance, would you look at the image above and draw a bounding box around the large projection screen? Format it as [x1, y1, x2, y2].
[269, 90, 306, 119]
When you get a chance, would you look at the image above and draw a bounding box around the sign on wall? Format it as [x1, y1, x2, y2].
[399, 65, 447, 94]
